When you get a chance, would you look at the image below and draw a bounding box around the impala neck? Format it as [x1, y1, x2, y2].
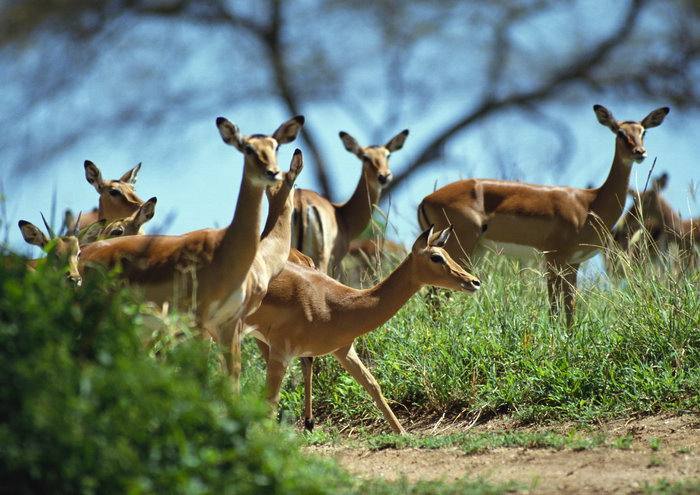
[259, 181, 295, 260]
[215, 173, 265, 285]
[337, 168, 382, 240]
[592, 141, 634, 229]
[336, 256, 420, 337]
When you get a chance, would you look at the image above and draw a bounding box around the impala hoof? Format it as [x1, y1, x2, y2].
[304, 418, 315, 432]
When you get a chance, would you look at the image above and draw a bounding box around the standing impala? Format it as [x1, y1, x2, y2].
[418, 105, 669, 325]
[65, 161, 146, 230]
[292, 129, 409, 275]
[246, 225, 481, 434]
[79, 116, 304, 387]
[219, 149, 304, 380]
[613, 172, 699, 265]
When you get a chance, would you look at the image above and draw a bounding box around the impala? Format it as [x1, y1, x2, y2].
[80, 197, 158, 244]
[18, 213, 82, 285]
[418, 105, 669, 325]
[78, 116, 304, 386]
[219, 149, 304, 380]
[613, 172, 699, 264]
[292, 128, 409, 275]
[64, 161, 145, 230]
[246, 225, 481, 434]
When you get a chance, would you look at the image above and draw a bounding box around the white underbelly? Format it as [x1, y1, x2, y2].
[206, 286, 246, 328]
[479, 240, 541, 261]
[242, 324, 268, 345]
[568, 248, 598, 264]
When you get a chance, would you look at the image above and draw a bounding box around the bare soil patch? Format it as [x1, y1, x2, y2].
[308, 414, 700, 494]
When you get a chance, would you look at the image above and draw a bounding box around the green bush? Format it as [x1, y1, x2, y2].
[0, 258, 347, 494]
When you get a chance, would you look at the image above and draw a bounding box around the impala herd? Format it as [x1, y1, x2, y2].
[17, 104, 699, 433]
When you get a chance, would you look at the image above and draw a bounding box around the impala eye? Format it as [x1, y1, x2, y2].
[109, 189, 121, 197]
[111, 227, 124, 236]
[430, 253, 445, 264]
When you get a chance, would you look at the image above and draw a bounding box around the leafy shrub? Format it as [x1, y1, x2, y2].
[0, 258, 347, 494]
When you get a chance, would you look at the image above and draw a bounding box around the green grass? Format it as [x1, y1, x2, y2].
[236, 251, 699, 429]
[642, 478, 700, 494]
[303, 428, 643, 455]
[353, 477, 520, 495]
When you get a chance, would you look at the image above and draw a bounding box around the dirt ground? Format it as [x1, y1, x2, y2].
[308, 414, 700, 494]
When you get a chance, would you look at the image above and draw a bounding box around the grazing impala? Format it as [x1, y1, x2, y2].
[79, 116, 304, 386]
[613, 172, 699, 265]
[292, 129, 409, 275]
[246, 225, 481, 433]
[66, 161, 146, 230]
[418, 105, 669, 325]
[18, 213, 82, 285]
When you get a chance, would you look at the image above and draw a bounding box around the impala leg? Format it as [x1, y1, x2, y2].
[332, 344, 405, 434]
[266, 356, 289, 415]
[300, 357, 315, 431]
[563, 263, 579, 327]
[545, 257, 565, 319]
[255, 338, 270, 363]
[220, 319, 243, 393]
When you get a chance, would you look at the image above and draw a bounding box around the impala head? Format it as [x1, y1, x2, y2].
[99, 196, 158, 239]
[410, 225, 481, 293]
[593, 105, 669, 164]
[216, 115, 305, 187]
[84, 160, 144, 220]
[18, 214, 82, 285]
[339, 129, 409, 188]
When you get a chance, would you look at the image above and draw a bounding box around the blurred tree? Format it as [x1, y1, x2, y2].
[1, 0, 699, 199]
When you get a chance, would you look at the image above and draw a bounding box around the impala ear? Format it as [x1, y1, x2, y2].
[432, 225, 453, 247]
[641, 107, 670, 129]
[652, 172, 668, 191]
[285, 149, 303, 185]
[84, 160, 105, 192]
[413, 224, 435, 251]
[593, 104, 618, 133]
[18, 220, 48, 247]
[385, 129, 409, 152]
[119, 162, 141, 185]
[216, 117, 245, 151]
[135, 197, 157, 228]
[339, 131, 363, 157]
[272, 115, 305, 144]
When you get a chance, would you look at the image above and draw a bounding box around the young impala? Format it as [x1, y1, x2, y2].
[418, 105, 669, 325]
[246, 225, 481, 434]
[292, 128, 409, 275]
[79, 116, 304, 387]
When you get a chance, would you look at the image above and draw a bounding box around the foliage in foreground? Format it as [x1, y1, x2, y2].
[0, 258, 347, 494]
[259, 249, 700, 427]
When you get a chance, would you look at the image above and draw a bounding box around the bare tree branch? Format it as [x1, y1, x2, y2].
[383, 0, 647, 198]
